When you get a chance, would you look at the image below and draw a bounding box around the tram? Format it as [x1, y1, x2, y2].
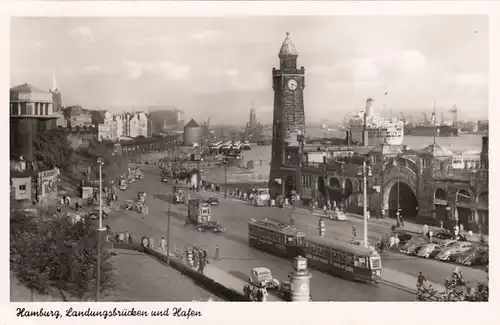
[248, 218, 305, 258]
[247, 219, 382, 283]
[300, 235, 382, 283]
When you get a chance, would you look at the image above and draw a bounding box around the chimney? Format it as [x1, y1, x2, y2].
[365, 98, 374, 120]
[481, 136, 488, 169]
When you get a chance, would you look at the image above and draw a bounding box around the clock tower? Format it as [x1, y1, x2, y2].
[269, 33, 306, 198]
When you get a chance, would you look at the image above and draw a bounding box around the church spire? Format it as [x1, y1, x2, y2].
[51, 69, 57, 92]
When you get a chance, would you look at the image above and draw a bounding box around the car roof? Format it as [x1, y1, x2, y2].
[253, 267, 271, 273]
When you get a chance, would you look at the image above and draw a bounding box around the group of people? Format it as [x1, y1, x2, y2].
[185, 245, 212, 274]
[243, 284, 268, 302]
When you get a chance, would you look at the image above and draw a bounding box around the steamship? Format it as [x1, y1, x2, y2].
[348, 98, 404, 146]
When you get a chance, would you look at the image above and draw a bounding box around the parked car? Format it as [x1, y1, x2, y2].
[392, 230, 413, 246]
[456, 247, 489, 266]
[328, 210, 347, 221]
[205, 197, 220, 206]
[435, 241, 473, 261]
[196, 221, 225, 233]
[276, 281, 312, 301]
[433, 231, 467, 244]
[161, 177, 169, 183]
[400, 240, 426, 255]
[249, 267, 280, 289]
[416, 243, 442, 258]
[427, 240, 457, 258]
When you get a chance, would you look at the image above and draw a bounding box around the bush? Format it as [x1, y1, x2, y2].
[417, 271, 488, 302]
[33, 129, 73, 171]
[10, 211, 115, 301]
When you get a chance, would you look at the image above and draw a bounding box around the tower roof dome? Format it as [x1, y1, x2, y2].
[279, 32, 298, 58]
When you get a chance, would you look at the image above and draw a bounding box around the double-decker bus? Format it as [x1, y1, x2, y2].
[248, 218, 305, 258]
[300, 235, 382, 283]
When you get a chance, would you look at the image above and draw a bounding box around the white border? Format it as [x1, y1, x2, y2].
[1, 1, 499, 325]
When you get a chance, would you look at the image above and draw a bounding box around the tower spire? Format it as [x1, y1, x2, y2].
[52, 69, 57, 92]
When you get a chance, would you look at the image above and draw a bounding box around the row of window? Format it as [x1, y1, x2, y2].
[11, 102, 52, 116]
[305, 242, 369, 268]
[249, 226, 287, 245]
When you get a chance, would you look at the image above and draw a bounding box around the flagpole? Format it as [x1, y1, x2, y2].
[433, 102, 437, 145]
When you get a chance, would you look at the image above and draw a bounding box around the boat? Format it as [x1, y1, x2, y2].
[348, 98, 404, 146]
[406, 124, 459, 137]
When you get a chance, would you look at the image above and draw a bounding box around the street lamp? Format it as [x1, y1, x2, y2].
[96, 157, 106, 302]
[358, 157, 372, 248]
[166, 188, 172, 265]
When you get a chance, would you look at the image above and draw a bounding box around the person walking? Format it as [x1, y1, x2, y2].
[422, 224, 429, 237]
[215, 245, 220, 260]
[417, 272, 426, 288]
[352, 224, 357, 238]
[160, 237, 166, 252]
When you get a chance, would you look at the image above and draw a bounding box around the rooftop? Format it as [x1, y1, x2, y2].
[184, 118, 200, 128]
[420, 143, 454, 157]
[278, 32, 298, 58]
[10, 83, 48, 94]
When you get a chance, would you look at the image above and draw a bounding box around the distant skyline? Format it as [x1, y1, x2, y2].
[11, 16, 488, 124]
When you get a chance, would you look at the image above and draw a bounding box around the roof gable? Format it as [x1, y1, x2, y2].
[184, 118, 200, 128]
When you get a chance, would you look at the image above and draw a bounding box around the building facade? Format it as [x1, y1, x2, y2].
[268, 33, 307, 197]
[67, 105, 93, 128]
[10, 83, 57, 161]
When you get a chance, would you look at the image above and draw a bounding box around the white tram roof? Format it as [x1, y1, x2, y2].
[305, 235, 377, 257]
[249, 219, 305, 236]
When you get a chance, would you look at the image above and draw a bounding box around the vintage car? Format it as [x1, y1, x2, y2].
[416, 243, 442, 258]
[435, 241, 473, 261]
[400, 239, 427, 255]
[433, 231, 467, 244]
[249, 267, 280, 290]
[205, 197, 220, 206]
[456, 247, 488, 266]
[426, 240, 457, 258]
[328, 210, 347, 221]
[276, 281, 312, 301]
[392, 230, 413, 246]
[196, 221, 225, 233]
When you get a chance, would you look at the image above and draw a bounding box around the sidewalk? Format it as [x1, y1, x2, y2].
[381, 268, 445, 294]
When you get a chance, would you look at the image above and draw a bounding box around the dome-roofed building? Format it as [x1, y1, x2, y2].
[10, 83, 57, 162]
[183, 118, 202, 146]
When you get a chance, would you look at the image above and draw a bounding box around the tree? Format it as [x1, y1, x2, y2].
[416, 271, 488, 302]
[10, 212, 115, 301]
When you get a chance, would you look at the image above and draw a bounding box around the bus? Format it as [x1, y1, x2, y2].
[248, 218, 305, 258]
[300, 235, 382, 283]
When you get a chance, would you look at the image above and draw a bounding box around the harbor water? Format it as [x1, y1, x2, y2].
[238, 128, 486, 181]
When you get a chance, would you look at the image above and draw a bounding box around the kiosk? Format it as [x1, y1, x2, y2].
[288, 256, 312, 302]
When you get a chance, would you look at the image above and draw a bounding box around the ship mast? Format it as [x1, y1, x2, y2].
[433, 102, 437, 145]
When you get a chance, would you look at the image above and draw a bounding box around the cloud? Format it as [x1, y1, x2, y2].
[454, 73, 487, 87]
[70, 26, 94, 42]
[191, 30, 224, 42]
[122, 60, 191, 81]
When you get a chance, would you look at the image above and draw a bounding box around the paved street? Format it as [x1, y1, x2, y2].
[198, 190, 488, 286]
[106, 166, 413, 301]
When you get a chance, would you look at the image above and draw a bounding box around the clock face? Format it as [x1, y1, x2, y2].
[287, 79, 298, 90]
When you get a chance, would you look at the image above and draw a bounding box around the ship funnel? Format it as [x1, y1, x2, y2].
[365, 98, 374, 119]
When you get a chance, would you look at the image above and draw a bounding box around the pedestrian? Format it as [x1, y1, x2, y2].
[459, 223, 464, 236]
[261, 287, 268, 302]
[428, 231, 433, 243]
[119, 232, 125, 242]
[149, 237, 154, 249]
[75, 201, 80, 211]
[202, 246, 208, 261]
[215, 245, 220, 260]
[323, 204, 328, 215]
[439, 220, 444, 229]
[417, 272, 426, 287]
[198, 249, 204, 264]
[389, 234, 396, 248]
[125, 231, 130, 243]
[160, 237, 166, 252]
[256, 288, 263, 302]
[422, 224, 429, 237]
[198, 258, 205, 274]
[400, 214, 405, 227]
[352, 224, 357, 238]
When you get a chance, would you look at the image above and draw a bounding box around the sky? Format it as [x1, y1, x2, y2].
[11, 16, 488, 125]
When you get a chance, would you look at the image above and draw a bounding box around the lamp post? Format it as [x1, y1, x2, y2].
[224, 161, 228, 198]
[96, 157, 106, 302]
[166, 189, 172, 265]
[358, 158, 371, 248]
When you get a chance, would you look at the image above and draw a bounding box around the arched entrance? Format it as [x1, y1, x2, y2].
[388, 181, 419, 219]
[477, 192, 488, 234]
[434, 188, 448, 221]
[316, 176, 326, 201]
[284, 175, 295, 196]
[456, 189, 471, 229]
[344, 179, 353, 206]
[328, 177, 342, 205]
